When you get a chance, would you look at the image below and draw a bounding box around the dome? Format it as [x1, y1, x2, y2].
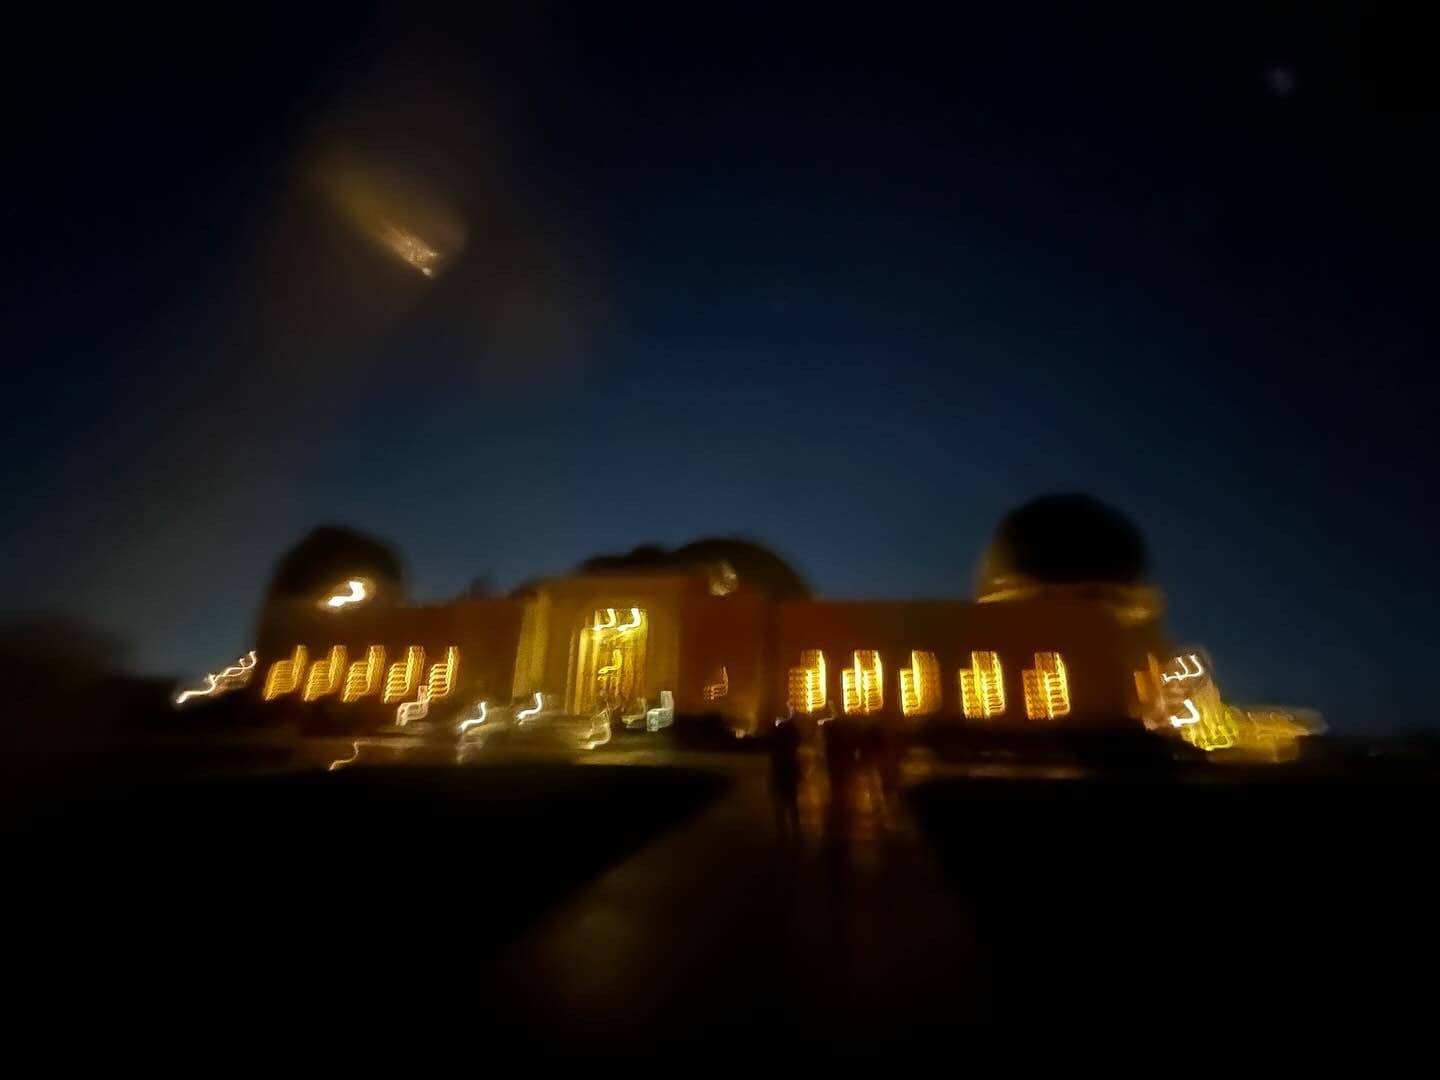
[978, 494, 1151, 601]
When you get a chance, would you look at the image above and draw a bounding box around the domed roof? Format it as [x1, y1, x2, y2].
[978, 494, 1151, 601]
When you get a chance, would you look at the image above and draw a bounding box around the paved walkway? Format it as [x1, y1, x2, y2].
[486, 754, 983, 1045]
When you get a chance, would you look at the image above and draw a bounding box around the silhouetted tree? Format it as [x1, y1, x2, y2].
[462, 574, 495, 598]
[0, 612, 130, 701]
[577, 544, 669, 575]
[574, 537, 811, 599]
[0, 614, 150, 745]
[671, 537, 811, 599]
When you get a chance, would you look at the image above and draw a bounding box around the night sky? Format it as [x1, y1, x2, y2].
[4, 3, 1435, 731]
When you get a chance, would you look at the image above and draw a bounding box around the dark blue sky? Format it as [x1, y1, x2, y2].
[4, 3, 1435, 730]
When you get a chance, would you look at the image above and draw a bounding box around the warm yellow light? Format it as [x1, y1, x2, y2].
[175, 651, 257, 705]
[804, 650, 826, 711]
[395, 685, 431, 727]
[1161, 653, 1206, 683]
[1137, 651, 1321, 756]
[382, 646, 424, 704]
[958, 651, 1006, 719]
[1022, 652, 1070, 720]
[303, 645, 347, 701]
[341, 646, 386, 702]
[859, 651, 883, 713]
[426, 646, 458, 701]
[841, 650, 883, 716]
[899, 650, 941, 717]
[593, 607, 642, 634]
[457, 700, 489, 733]
[177, 673, 221, 705]
[1136, 651, 1233, 750]
[899, 670, 917, 714]
[703, 666, 730, 701]
[787, 667, 810, 712]
[379, 224, 441, 277]
[1180, 685, 1236, 750]
[786, 649, 828, 714]
[1168, 698, 1201, 727]
[328, 740, 362, 772]
[320, 577, 372, 611]
[263, 645, 309, 700]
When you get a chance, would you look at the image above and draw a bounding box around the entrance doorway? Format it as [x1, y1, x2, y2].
[571, 607, 649, 715]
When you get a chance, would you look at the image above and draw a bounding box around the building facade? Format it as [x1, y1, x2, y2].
[246, 568, 1174, 734]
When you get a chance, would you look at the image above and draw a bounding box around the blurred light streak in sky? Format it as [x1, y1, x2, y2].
[315, 159, 465, 280]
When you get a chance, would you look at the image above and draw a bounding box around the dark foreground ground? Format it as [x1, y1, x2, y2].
[7, 753, 1440, 1054]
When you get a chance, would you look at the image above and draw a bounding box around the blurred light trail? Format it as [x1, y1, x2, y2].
[328, 740, 361, 772]
[322, 578, 371, 610]
[174, 651, 257, 705]
[517, 691, 544, 721]
[395, 684, 431, 726]
[315, 160, 465, 281]
[457, 700, 489, 733]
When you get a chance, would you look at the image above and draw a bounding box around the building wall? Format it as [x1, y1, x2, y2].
[519, 576, 690, 714]
[253, 578, 1170, 732]
[677, 591, 771, 728]
[253, 598, 525, 719]
[772, 597, 1170, 728]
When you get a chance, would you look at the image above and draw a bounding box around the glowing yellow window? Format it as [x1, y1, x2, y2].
[1023, 652, 1070, 720]
[1135, 651, 1236, 752]
[958, 651, 1005, 719]
[263, 645, 308, 700]
[383, 646, 425, 704]
[786, 649, 828, 714]
[900, 651, 941, 717]
[303, 645, 347, 701]
[342, 646, 386, 702]
[841, 650, 883, 716]
[426, 646, 459, 700]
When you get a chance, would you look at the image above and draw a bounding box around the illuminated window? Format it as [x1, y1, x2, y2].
[958, 651, 1006, 719]
[382, 646, 425, 704]
[1173, 686, 1235, 751]
[900, 651, 942, 717]
[577, 609, 649, 714]
[703, 666, 729, 701]
[841, 650, 883, 716]
[342, 646, 386, 702]
[263, 646, 308, 701]
[426, 646, 459, 701]
[1136, 651, 1235, 752]
[303, 645, 347, 701]
[1022, 652, 1070, 720]
[786, 650, 827, 714]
